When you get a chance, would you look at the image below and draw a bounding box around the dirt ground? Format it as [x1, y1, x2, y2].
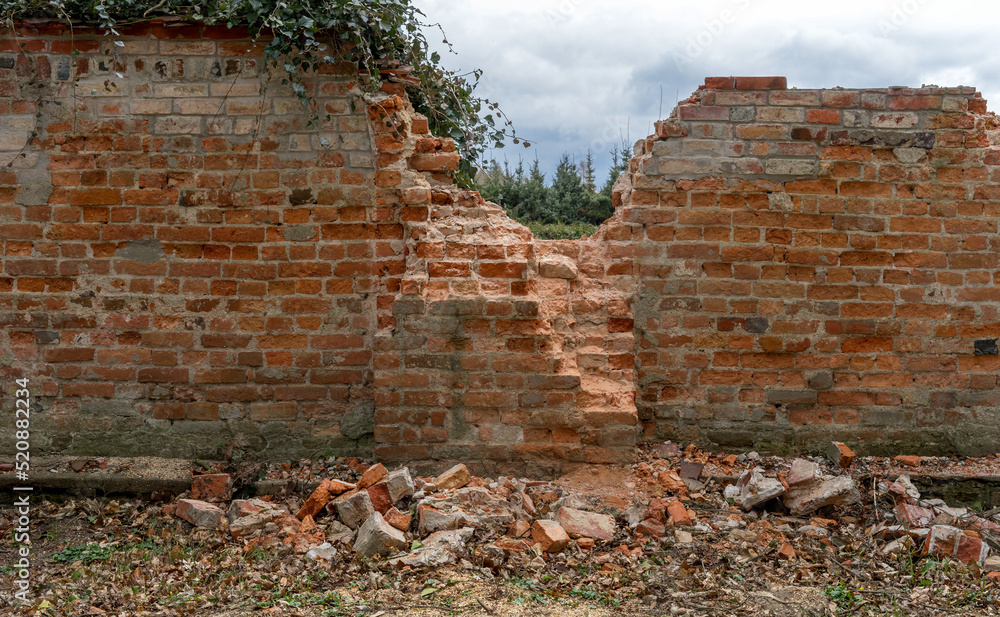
[3, 446, 1000, 616]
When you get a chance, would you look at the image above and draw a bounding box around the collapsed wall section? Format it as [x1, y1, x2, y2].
[0, 23, 379, 458]
[367, 94, 639, 475]
[628, 76, 1000, 455]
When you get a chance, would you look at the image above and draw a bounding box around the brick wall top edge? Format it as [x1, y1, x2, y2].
[7, 20, 261, 39]
[701, 76, 980, 99]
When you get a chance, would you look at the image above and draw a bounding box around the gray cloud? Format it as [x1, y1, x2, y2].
[419, 0, 1000, 178]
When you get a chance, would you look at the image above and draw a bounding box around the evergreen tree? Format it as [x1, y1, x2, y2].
[549, 154, 589, 223]
[475, 146, 633, 237]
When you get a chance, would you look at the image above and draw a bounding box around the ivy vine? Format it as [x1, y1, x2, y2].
[2, 0, 527, 185]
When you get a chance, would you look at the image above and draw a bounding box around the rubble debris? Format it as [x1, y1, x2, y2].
[553, 506, 615, 541]
[734, 470, 785, 509]
[434, 463, 471, 490]
[417, 504, 469, 535]
[827, 441, 856, 469]
[334, 489, 375, 529]
[154, 443, 999, 614]
[777, 542, 796, 560]
[357, 462, 387, 488]
[305, 542, 338, 563]
[70, 458, 107, 472]
[367, 481, 394, 514]
[191, 473, 232, 502]
[667, 501, 693, 526]
[786, 458, 820, 487]
[784, 476, 861, 516]
[228, 498, 285, 538]
[531, 520, 570, 552]
[678, 461, 704, 480]
[354, 512, 408, 557]
[895, 503, 935, 527]
[176, 499, 225, 530]
[297, 478, 354, 520]
[635, 518, 665, 537]
[651, 442, 680, 458]
[886, 474, 920, 504]
[383, 506, 412, 531]
[384, 467, 415, 503]
[921, 525, 963, 560]
[984, 555, 1000, 572]
[894, 455, 922, 467]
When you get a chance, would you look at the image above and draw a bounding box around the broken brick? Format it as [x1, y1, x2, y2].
[435, 463, 471, 490]
[635, 518, 665, 537]
[777, 542, 796, 560]
[896, 503, 935, 527]
[176, 499, 225, 530]
[667, 501, 693, 526]
[826, 442, 856, 469]
[678, 461, 704, 480]
[554, 506, 616, 541]
[922, 525, 963, 560]
[297, 481, 333, 520]
[367, 481, 394, 514]
[894, 455, 921, 467]
[191, 474, 231, 503]
[383, 506, 412, 532]
[334, 489, 375, 529]
[531, 520, 570, 552]
[955, 534, 989, 566]
[354, 512, 408, 557]
[357, 462, 387, 489]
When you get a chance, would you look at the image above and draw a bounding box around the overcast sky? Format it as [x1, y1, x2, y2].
[418, 0, 998, 180]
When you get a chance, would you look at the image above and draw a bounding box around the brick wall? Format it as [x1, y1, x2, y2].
[3, 25, 1000, 469]
[628, 76, 1000, 456]
[367, 95, 638, 475]
[0, 22, 379, 458]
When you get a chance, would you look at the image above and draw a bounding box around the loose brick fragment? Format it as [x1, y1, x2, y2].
[827, 442, 856, 469]
[383, 506, 412, 532]
[434, 464, 471, 490]
[531, 520, 570, 552]
[635, 518, 665, 537]
[354, 512, 408, 557]
[555, 506, 616, 541]
[334, 490, 375, 529]
[357, 462, 387, 488]
[191, 474, 231, 503]
[667, 501, 693, 526]
[176, 499, 225, 530]
[367, 481, 393, 514]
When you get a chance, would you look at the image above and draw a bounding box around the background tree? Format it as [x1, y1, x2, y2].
[477, 142, 632, 238]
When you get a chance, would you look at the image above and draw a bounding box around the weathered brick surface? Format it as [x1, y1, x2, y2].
[4, 36, 1000, 468]
[0, 24, 376, 458]
[368, 91, 639, 474]
[631, 77, 1000, 456]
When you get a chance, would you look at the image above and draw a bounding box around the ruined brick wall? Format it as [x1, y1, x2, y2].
[367, 96, 638, 475]
[3, 25, 1000, 469]
[628, 76, 1000, 456]
[0, 23, 379, 458]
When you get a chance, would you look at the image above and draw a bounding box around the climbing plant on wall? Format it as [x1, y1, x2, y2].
[1, 0, 524, 185]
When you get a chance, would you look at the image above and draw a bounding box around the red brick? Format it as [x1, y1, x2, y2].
[734, 76, 786, 90]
